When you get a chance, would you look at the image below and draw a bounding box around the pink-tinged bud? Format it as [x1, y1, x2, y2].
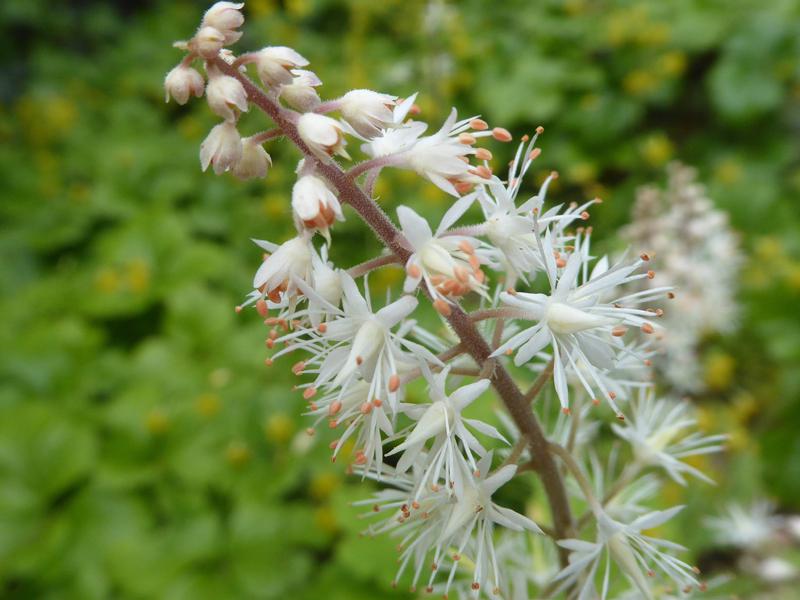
[193, 26, 225, 59]
[339, 89, 396, 138]
[256, 46, 309, 87]
[279, 70, 322, 111]
[201, 2, 244, 45]
[297, 113, 349, 160]
[233, 137, 271, 180]
[200, 121, 242, 174]
[292, 174, 343, 232]
[206, 69, 248, 122]
[164, 64, 205, 105]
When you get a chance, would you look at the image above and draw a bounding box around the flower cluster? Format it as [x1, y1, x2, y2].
[164, 4, 727, 597]
[625, 163, 742, 392]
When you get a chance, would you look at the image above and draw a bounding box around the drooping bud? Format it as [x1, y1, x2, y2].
[200, 121, 242, 174]
[201, 2, 244, 45]
[193, 26, 225, 59]
[292, 174, 343, 235]
[255, 46, 310, 87]
[279, 70, 322, 111]
[233, 137, 271, 180]
[339, 89, 397, 138]
[297, 113, 349, 160]
[206, 68, 248, 122]
[164, 64, 205, 105]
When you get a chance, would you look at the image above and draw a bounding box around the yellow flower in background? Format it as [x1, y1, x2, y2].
[314, 505, 339, 534]
[226, 441, 251, 467]
[658, 51, 687, 77]
[704, 351, 735, 392]
[264, 412, 295, 444]
[126, 259, 151, 294]
[310, 471, 341, 501]
[146, 408, 170, 434]
[94, 267, 121, 294]
[640, 133, 674, 167]
[623, 69, 659, 96]
[713, 158, 743, 186]
[195, 392, 221, 418]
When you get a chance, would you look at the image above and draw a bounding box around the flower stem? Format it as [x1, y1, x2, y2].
[213, 56, 575, 560]
[346, 253, 400, 278]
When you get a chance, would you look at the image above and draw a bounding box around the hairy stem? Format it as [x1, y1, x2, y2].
[346, 253, 400, 278]
[214, 56, 575, 557]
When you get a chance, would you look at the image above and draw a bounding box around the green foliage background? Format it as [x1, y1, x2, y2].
[1, 0, 800, 598]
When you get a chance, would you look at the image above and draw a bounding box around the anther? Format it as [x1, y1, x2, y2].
[536, 125, 544, 134]
[433, 299, 452, 316]
[303, 387, 317, 400]
[641, 323, 654, 334]
[491, 127, 512, 142]
[458, 133, 476, 145]
[612, 325, 627, 337]
[256, 299, 268, 316]
[529, 147, 541, 160]
[647, 270, 655, 279]
[389, 374, 400, 392]
[469, 118, 488, 130]
[475, 148, 493, 161]
[407, 264, 421, 278]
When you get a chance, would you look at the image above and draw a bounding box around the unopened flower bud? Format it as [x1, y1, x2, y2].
[201, 2, 244, 44]
[279, 70, 322, 111]
[292, 175, 343, 233]
[193, 26, 225, 59]
[340, 89, 396, 138]
[206, 69, 248, 122]
[297, 113, 349, 160]
[256, 46, 309, 87]
[200, 121, 242, 174]
[164, 64, 205, 105]
[233, 138, 272, 180]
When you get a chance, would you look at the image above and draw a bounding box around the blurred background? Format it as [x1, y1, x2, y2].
[2, 0, 800, 598]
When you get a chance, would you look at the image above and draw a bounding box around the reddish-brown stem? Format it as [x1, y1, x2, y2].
[213, 57, 574, 557]
[346, 253, 400, 278]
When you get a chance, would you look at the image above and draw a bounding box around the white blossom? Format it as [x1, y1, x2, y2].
[612, 390, 725, 485]
[492, 230, 669, 414]
[193, 25, 225, 59]
[297, 112, 349, 160]
[201, 2, 244, 45]
[252, 234, 314, 303]
[554, 507, 701, 600]
[164, 63, 205, 104]
[279, 69, 322, 111]
[233, 137, 271, 179]
[705, 501, 782, 551]
[397, 202, 487, 314]
[205, 68, 248, 122]
[291, 174, 343, 240]
[389, 367, 503, 498]
[255, 46, 309, 87]
[200, 121, 242, 174]
[339, 89, 397, 138]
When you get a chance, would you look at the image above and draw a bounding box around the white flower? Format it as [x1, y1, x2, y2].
[405, 109, 482, 196]
[314, 380, 397, 474]
[492, 230, 669, 414]
[271, 273, 435, 411]
[279, 69, 322, 111]
[612, 390, 725, 485]
[554, 507, 701, 600]
[297, 112, 349, 160]
[232, 137, 271, 180]
[390, 367, 504, 498]
[360, 94, 425, 157]
[307, 247, 343, 324]
[397, 202, 487, 314]
[193, 26, 226, 59]
[435, 454, 542, 597]
[205, 69, 248, 122]
[339, 89, 397, 138]
[252, 234, 314, 302]
[164, 63, 205, 104]
[705, 501, 782, 551]
[255, 46, 309, 87]
[291, 174, 343, 240]
[201, 2, 244, 45]
[200, 121, 242, 174]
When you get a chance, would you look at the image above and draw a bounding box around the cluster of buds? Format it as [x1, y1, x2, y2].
[165, 4, 728, 598]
